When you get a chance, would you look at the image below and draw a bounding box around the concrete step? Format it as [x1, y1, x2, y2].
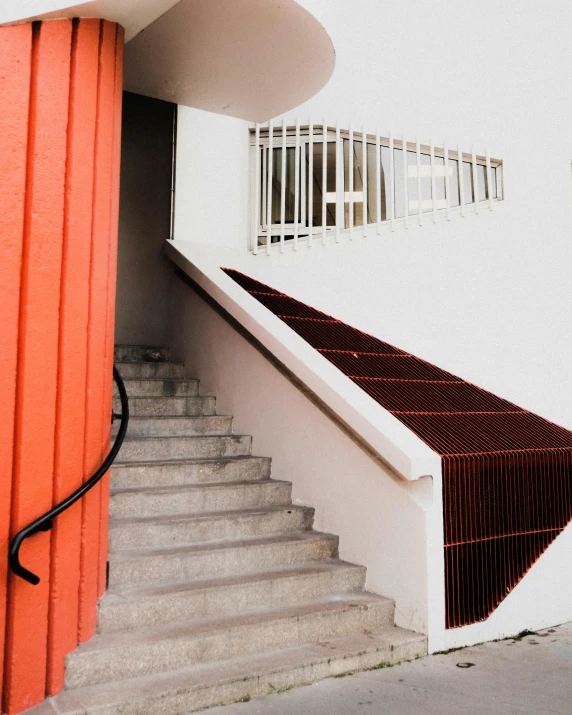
[109, 479, 292, 518]
[113, 415, 233, 439]
[46, 625, 425, 714]
[113, 395, 216, 417]
[97, 561, 367, 633]
[116, 361, 184, 379]
[108, 531, 339, 588]
[65, 593, 395, 689]
[115, 378, 199, 398]
[109, 504, 313, 550]
[114, 344, 170, 363]
[111, 456, 271, 489]
[116, 435, 252, 462]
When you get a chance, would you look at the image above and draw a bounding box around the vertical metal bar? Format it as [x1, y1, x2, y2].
[349, 123, 354, 239]
[389, 131, 395, 231]
[301, 138, 306, 228]
[266, 119, 273, 255]
[322, 118, 327, 245]
[486, 148, 493, 210]
[253, 123, 260, 253]
[280, 118, 287, 253]
[376, 129, 381, 234]
[416, 137, 422, 226]
[336, 119, 341, 243]
[294, 117, 300, 250]
[472, 146, 479, 214]
[308, 118, 314, 247]
[362, 126, 367, 238]
[458, 142, 465, 218]
[444, 140, 451, 221]
[430, 138, 437, 223]
[403, 134, 409, 229]
[261, 139, 267, 230]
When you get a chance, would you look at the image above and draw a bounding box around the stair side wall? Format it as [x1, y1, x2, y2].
[168, 277, 434, 639]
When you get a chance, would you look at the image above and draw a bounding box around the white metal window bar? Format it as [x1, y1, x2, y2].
[250, 122, 504, 253]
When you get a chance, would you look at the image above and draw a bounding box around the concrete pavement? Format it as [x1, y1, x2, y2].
[206, 623, 572, 715]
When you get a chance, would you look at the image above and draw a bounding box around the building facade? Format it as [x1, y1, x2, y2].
[1, 1, 571, 713]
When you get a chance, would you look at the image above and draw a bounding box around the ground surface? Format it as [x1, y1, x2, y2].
[206, 623, 572, 715]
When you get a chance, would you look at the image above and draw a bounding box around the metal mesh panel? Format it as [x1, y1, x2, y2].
[222, 268, 572, 628]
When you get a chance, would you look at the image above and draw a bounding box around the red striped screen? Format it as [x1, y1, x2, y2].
[223, 268, 572, 628]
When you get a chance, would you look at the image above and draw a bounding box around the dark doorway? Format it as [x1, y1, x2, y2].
[115, 91, 177, 346]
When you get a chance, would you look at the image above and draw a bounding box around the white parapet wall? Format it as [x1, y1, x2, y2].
[166, 240, 445, 648]
[166, 240, 572, 653]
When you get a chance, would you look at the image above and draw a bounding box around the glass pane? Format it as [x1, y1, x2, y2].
[393, 147, 404, 218]
[449, 158, 460, 207]
[343, 139, 366, 228]
[365, 144, 390, 223]
[462, 161, 474, 204]
[407, 150, 432, 214]
[271, 146, 297, 224]
[307, 141, 336, 227]
[434, 155, 446, 208]
[477, 163, 487, 202]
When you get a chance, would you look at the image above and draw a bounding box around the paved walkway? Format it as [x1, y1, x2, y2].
[207, 623, 572, 715]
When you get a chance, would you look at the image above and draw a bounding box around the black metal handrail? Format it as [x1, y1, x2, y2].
[8, 365, 129, 585]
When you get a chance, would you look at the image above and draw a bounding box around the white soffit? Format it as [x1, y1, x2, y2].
[0, 0, 182, 41]
[123, 0, 335, 122]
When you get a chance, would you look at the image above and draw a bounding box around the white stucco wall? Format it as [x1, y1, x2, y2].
[167, 271, 436, 640]
[173, 0, 572, 432]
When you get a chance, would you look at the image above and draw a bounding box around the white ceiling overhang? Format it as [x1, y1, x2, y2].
[0, 0, 335, 122]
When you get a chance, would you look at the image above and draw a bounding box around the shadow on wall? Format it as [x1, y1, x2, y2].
[115, 91, 177, 346]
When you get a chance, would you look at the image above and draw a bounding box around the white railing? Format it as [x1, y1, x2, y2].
[249, 120, 503, 254]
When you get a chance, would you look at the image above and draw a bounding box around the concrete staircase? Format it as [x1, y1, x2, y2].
[43, 345, 426, 714]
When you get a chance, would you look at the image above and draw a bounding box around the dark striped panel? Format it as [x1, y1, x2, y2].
[222, 268, 572, 630]
[353, 379, 521, 414]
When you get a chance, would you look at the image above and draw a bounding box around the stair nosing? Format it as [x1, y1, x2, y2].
[108, 530, 338, 561]
[56, 624, 425, 711]
[109, 503, 312, 527]
[74, 592, 393, 655]
[119, 435, 249, 443]
[102, 560, 367, 602]
[109, 478, 289, 496]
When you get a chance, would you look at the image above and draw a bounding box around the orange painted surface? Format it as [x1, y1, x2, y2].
[0, 24, 32, 712]
[0, 19, 124, 714]
[79, 20, 121, 643]
[4, 20, 73, 712]
[98, 25, 125, 598]
[46, 18, 100, 696]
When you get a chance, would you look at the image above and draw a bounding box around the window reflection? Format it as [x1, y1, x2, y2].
[258, 132, 500, 242]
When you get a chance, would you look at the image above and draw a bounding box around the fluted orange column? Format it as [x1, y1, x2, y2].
[0, 19, 124, 714]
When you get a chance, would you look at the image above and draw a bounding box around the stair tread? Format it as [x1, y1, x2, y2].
[123, 415, 230, 421]
[110, 478, 289, 496]
[119, 434, 248, 442]
[112, 456, 269, 469]
[122, 377, 198, 382]
[109, 530, 337, 561]
[73, 592, 393, 655]
[52, 624, 425, 713]
[103, 560, 365, 604]
[116, 361, 183, 366]
[113, 455, 268, 468]
[109, 503, 312, 527]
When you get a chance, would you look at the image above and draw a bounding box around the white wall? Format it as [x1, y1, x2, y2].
[173, 0, 572, 432]
[168, 275, 435, 638]
[174, 107, 250, 249]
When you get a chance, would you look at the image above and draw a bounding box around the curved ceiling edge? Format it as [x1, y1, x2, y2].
[123, 0, 336, 122]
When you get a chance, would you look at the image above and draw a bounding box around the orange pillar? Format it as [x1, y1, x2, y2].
[0, 19, 124, 714]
